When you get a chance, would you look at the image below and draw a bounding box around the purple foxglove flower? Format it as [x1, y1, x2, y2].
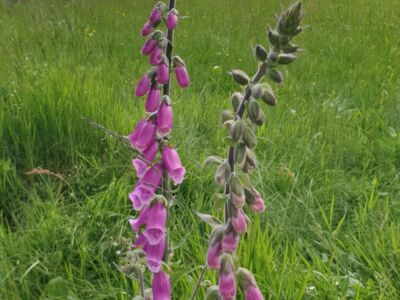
[135, 74, 152, 97]
[157, 62, 169, 84]
[141, 37, 158, 55]
[129, 204, 150, 232]
[166, 11, 178, 29]
[131, 140, 159, 178]
[129, 163, 162, 210]
[133, 233, 148, 248]
[221, 231, 239, 253]
[128, 119, 156, 152]
[152, 271, 171, 300]
[219, 270, 236, 300]
[207, 241, 222, 270]
[251, 191, 265, 213]
[231, 192, 245, 208]
[245, 286, 264, 300]
[143, 201, 167, 245]
[141, 21, 153, 37]
[175, 65, 190, 88]
[150, 46, 163, 65]
[144, 235, 166, 273]
[156, 101, 173, 136]
[145, 87, 161, 113]
[149, 7, 162, 24]
[162, 146, 186, 184]
[232, 208, 247, 234]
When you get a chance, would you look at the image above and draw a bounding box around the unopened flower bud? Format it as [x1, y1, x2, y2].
[145, 85, 161, 112]
[135, 72, 153, 97]
[267, 68, 283, 83]
[150, 45, 163, 65]
[206, 285, 221, 300]
[282, 43, 299, 54]
[156, 56, 169, 84]
[156, 97, 173, 136]
[231, 92, 242, 112]
[253, 110, 265, 126]
[267, 29, 280, 47]
[221, 110, 235, 125]
[251, 84, 263, 99]
[166, 9, 179, 30]
[237, 268, 264, 300]
[230, 70, 249, 85]
[243, 125, 257, 148]
[234, 143, 246, 165]
[254, 44, 268, 62]
[222, 223, 239, 253]
[248, 100, 261, 124]
[278, 53, 297, 65]
[175, 65, 190, 88]
[219, 254, 236, 300]
[207, 225, 224, 269]
[229, 173, 245, 208]
[231, 208, 247, 234]
[230, 119, 244, 143]
[243, 148, 257, 173]
[141, 21, 153, 37]
[261, 85, 277, 106]
[267, 51, 279, 63]
[215, 160, 231, 186]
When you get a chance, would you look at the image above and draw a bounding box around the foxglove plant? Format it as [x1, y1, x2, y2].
[199, 2, 306, 299]
[128, 1, 189, 298]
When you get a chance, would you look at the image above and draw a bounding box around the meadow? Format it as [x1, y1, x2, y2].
[1, 0, 400, 298]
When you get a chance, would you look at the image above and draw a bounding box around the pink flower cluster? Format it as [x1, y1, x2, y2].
[128, 2, 189, 299]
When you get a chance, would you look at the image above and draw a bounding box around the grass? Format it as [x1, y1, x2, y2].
[1, 0, 400, 298]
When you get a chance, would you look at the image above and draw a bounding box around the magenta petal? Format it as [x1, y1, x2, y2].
[132, 158, 147, 178]
[232, 208, 247, 234]
[175, 65, 190, 88]
[219, 271, 236, 300]
[129, 120, 156, 152]
[149, 7, 162, 24]
[129, 205, 150, 232]
[152, 271, 171, 300]
[221, 232, 239, 253]
[146, 88, 161, 112]
[156, 101, 173, 136]
[141, 21, 153, 37]
[128, 119, 145, 146]
[150, 47, 163, 65]
[143, 202, 167, 245]
[135, 75, 152, 97]
[133, 233, 148, 248]
[142, 140, 159, 161]
[157, 63, 169, 84]
[162, 146, 186, 184]
[145, 237, 166, 273]
[141, 38, 157, 55]
[207, 242, 222, 270]
[245, 286, 264, 300]
[166, 12, 178, 29]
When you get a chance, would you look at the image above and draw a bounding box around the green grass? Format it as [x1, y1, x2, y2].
[1, 0, 400, 298]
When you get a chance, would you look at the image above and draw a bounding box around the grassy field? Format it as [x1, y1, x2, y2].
[1, 0, 400, 299]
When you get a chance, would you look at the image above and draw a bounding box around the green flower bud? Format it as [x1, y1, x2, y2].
[243, 148, 257, 173]
[230, 119, 244, 143]
[237, 268, 257, 291]
[230, 70, 249, 85]
[251, 84, 264, 99]
[261, 85, 277, 106]
[234, 143, 247, 165]
[206, 285, 221, 300]
[254, 44, 268, 62]
[243, 125, 257, 148]
[267, 51, 279, 63]
[248, 100, 261, 124]
[221, 109, 235, 125]
[215, 160, 231, 186]
[231, 92, 242, 112]
[278, 53, 297, 65]
[253, 110, 265, 126]
[267, 29, 280, 47]
[267, 68, 283, 83]
[229, 173, 245, 208]
[282, 43, 299, 53]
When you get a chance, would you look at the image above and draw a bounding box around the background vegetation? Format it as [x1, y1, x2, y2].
[1, 0, 399, 298]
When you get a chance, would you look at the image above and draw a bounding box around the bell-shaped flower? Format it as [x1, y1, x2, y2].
[145, 86, 161, 113]
[135, 74, 152, 97]
[166, 10, 178, 29]
[156, 98, 173, 136]
[131, 140, 159, 178]
[157, 60, 169, 84]
[144, 235, 166, 273]
[152, 271, 171, 300]
[128, 119, 156, 152]
[175, 65, 190, 88]
[141, 21, 153, 37]
[143, 200, 167, 245]
[150, 46, 163, 65]
[161, 145, 185, 184]
[129, 204, 150, 232]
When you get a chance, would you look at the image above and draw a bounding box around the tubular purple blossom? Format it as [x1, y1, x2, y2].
[143, 201, 167, 245]
[146, 86, 161, 113]
[174, 65, 190, 88]
[128, 119, 156, 152]
[142, 37, 158, 55]
[231, 208, 247, 234]
[221, 230, 239, 253]
[161, 145, 186, 184]
[141, 21, 153, 37]
[129, 204, 150, 232]
[245, 286, 264, 300]
[149, 7, 163, 24]
[144, 235, 166, 273]
[152, 271, 171, 300]
[135, 75, 152, 97]
[157, 61, 169, 84]
[219, 256, 236, 300]
[156, 100, 173, 136]
[150, 46, 164, 65]
[166, 11, 178, 29]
